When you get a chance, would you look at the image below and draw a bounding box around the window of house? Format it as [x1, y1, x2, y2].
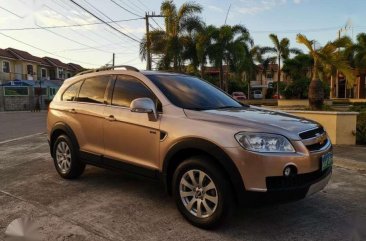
[58, 69, 64, 79]
[112, 75, 158, 108]
[27, 65, 33, 75]
[62, 81, 83, 101]
[67, 73, 71, 78]
[266, 72, 273, 79]
[2, 61, 10, 73]
[78, 76, 109, 104]
[41, 68, 47, 78]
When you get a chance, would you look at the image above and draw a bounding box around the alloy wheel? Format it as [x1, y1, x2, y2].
[55, 141, 71, 174]
[179, 169, 218, 218]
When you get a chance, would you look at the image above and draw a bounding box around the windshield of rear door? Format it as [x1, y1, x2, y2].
[146, 74, 242, 110]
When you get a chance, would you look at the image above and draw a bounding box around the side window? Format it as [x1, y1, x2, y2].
[62, 81, 83, 101]
[112, 75, 157, 108]
[78, 76, 109, 104]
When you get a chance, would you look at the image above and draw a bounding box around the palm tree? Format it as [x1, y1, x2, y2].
[296, 34, 355, 109]
[139, 0, 202, 70]
[196, 24, 217, 78]
[267, 34, 302, 97]
[209, 25, 253, 91]
[347, 33, 366, 98]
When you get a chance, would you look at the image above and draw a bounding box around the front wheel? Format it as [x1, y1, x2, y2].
[53, 134, 85, 179]
[172, 156, 233, 229]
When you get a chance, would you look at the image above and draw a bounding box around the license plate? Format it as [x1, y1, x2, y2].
[321, 152, 333, 171]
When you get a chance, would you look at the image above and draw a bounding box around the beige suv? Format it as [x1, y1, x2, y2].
[47, 66, 332, 228]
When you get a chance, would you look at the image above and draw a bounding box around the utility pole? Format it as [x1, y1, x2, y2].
[145, 12, 164, 70]
[112, 53, 115, 68]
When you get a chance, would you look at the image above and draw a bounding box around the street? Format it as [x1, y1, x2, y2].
[0, 113, 365, 240]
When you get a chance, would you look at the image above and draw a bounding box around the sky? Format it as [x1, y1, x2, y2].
[0, 0, 365, 69]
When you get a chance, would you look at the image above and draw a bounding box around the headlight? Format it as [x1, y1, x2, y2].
[235, 132, 295, 153]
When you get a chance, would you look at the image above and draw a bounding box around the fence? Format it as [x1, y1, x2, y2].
[0, 86, 52, 111]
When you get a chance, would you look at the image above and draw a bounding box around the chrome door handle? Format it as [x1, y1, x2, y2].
[105, 115, 116, 121]
[68, 108, 76, 113]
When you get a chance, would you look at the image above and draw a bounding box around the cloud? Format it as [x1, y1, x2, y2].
[293, 0, 301, 4]
[237, 0, 287, 15]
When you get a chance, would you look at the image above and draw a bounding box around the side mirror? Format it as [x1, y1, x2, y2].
[130, 97, 157, 120]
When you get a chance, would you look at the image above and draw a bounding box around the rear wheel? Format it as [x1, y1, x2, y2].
[53, 135, 85, 179]
[172, 156, 233, 229]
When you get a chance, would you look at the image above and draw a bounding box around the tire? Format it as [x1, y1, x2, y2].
[172, 156, 233, 229]
[52, 134, 85, 179]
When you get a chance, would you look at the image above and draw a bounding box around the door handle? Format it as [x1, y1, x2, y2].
[105, 115, 116, 121]
[68, 108, 76, 113]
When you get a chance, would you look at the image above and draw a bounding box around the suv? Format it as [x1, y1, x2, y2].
[47, 66, 332, 229]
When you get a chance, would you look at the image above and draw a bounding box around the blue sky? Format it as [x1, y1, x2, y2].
[0, 0, 365, 69]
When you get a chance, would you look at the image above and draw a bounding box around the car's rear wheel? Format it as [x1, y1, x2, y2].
[53, 134, 85, 179]
[172, 156, 233, 229]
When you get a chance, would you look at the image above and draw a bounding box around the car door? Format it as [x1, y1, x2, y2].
[74, 75, 112, 156]
[103, 74, 161, 172]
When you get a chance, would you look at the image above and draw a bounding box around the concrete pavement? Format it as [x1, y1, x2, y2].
[0, 111, 46, 142]
[0, 133, 365, 240]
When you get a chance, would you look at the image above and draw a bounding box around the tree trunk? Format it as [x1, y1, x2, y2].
[308, 64, 324, 110]
[219, 63, 224, 90]
[277, 55, 281, 98]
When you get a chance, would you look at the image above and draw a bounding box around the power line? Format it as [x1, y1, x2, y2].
[109, 0, 143, 18]
[0, 17, 144, 31]
[34, 23, 112, 54]
[53, 0, 125, 45]
[81, 0, 141, 40]
[0, 6, 23, 18]
[69, 0, 141, 43]
[151, 17, 164, 31]
[0, 32, 98, 66]
[123, 0, 145, 13]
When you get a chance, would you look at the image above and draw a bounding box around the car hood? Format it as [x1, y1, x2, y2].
[184, 106, 319, 140]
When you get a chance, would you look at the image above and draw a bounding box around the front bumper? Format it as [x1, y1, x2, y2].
[224, 139, 332, 194]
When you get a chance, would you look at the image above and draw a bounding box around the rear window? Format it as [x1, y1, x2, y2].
[77, 77, 109, 104]
[62, 81, 82, 101]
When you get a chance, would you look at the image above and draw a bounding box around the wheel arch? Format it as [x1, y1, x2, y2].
[50, 122, 79, 158]
[162, 138, 246, 203]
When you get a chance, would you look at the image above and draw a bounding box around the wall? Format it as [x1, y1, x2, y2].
[286, 110, 358, 145]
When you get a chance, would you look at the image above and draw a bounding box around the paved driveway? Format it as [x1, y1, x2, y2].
[0, 111, 46, 142]
[0, 133, 365, 241]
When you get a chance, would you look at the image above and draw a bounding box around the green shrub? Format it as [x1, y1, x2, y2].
[356, 112, 366, 145]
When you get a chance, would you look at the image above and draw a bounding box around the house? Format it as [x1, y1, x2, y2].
[0, 48, 18, 84]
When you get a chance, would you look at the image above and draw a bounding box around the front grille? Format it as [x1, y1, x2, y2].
[299, 127, 324, 139]
[266, 167, 331, 191]
[299, 127, 329, 152]
[306, 139, 329, 151]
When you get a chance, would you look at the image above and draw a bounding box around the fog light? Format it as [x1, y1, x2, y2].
[283, 165, 297, 177]
[284, 167, 292, 177]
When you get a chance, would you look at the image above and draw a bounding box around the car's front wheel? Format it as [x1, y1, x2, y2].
[53, 134, 85, 179]
[172, 156, 233, 229]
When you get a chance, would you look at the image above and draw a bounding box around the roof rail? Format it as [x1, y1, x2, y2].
[75, 65, 139, 76]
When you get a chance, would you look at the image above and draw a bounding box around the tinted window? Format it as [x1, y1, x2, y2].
[112, 75, 156, 108]
[62, 81, 82, 101]
[147, 74, 242, 110]
[78, 76, 109, 104]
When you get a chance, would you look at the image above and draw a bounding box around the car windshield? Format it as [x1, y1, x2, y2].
[147, 74, 243, 110]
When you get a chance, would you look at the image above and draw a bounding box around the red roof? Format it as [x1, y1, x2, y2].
[0, 48, 17, 60]
[43, 57, 71, 70]
[68, 63, 84, 72]
[257, 63, 279, 72]
[6, 48, 41, 63]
